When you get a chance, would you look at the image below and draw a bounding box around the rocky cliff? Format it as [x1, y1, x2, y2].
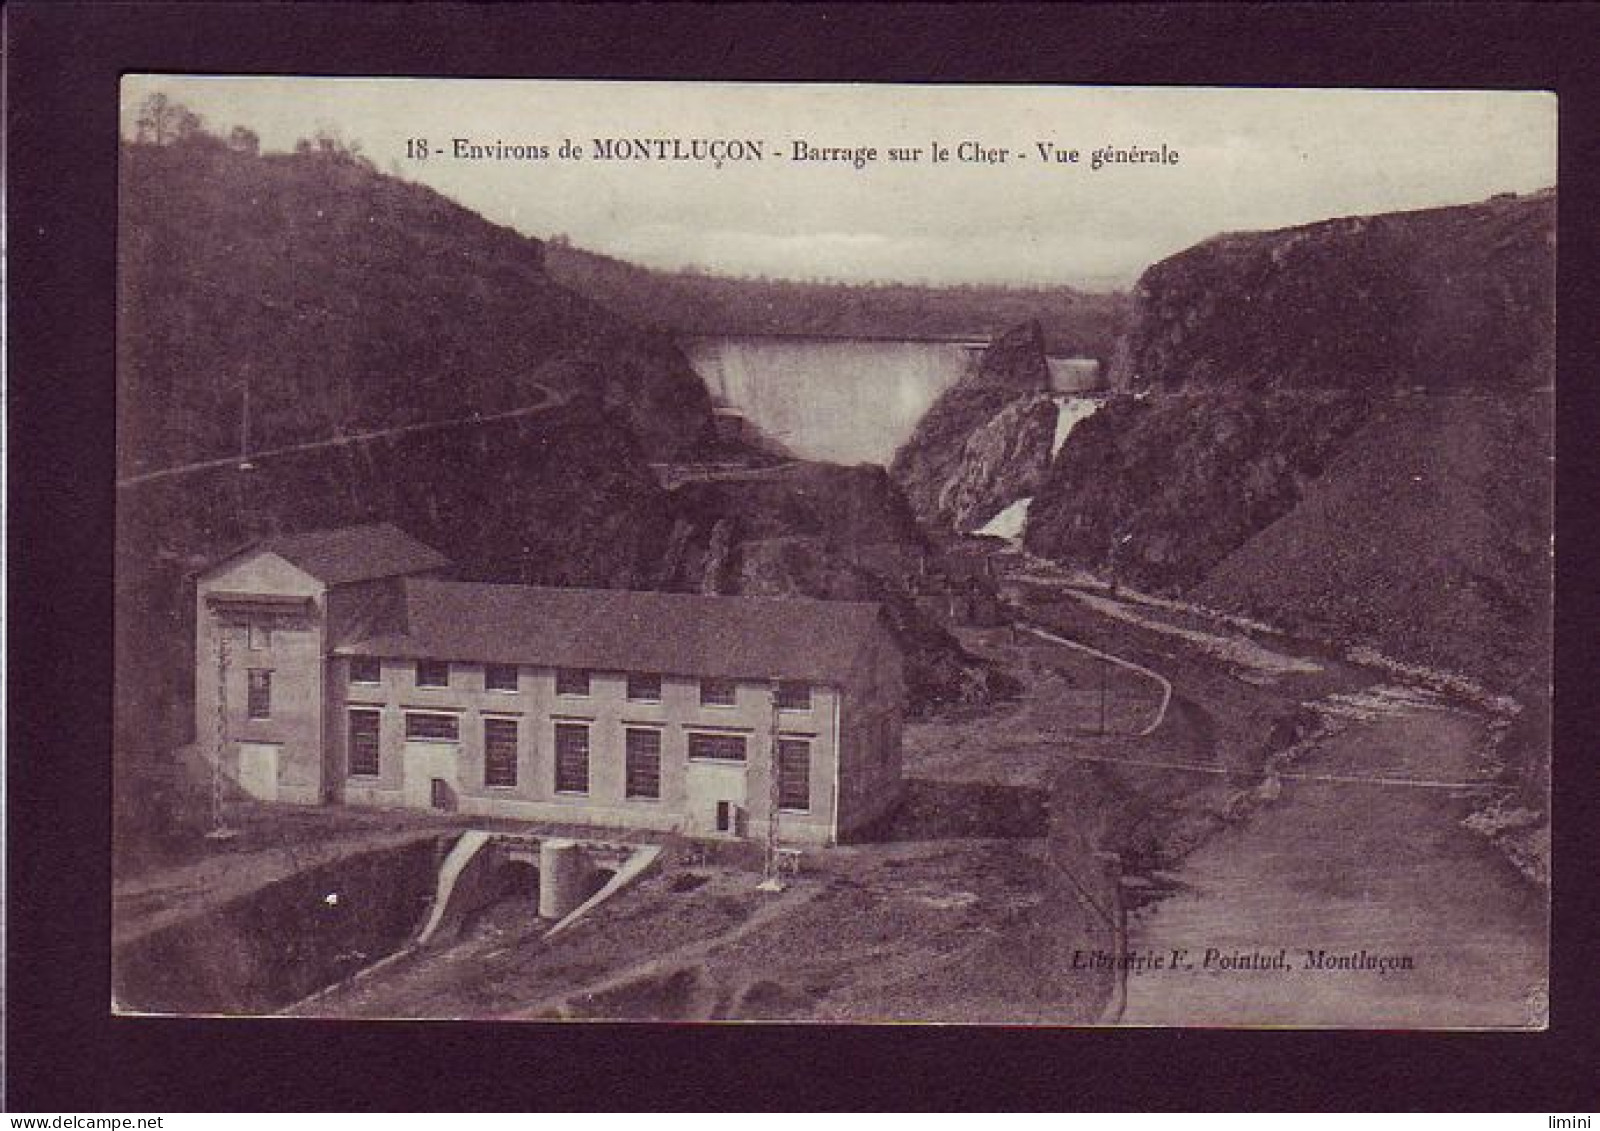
[1110, 190, 1554, 394]
[662, 463, 1016, 715]
[1026, 191, 1555, 688]
[1026, 391, 1372, 591]
[890, 321, 1058, 531]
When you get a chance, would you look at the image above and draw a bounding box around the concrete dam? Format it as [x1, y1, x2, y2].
[682, 335, 983, 465]
[683, 334, 1106, 466]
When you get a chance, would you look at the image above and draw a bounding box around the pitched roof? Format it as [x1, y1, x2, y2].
[331, 578, 891, 684]
[244, 523, 451, 586]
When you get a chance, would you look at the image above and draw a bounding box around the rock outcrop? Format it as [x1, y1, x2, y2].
[732, 537, 1019, 716]
[1026, 190, 1555, 687]
[663, 462, 1015, 716]
[1110, 190, 1555, 394]
[890, 321, 1058, 531]
[669, 461, 927, 552]
[1025, 391, 1372, 592]
[934, 396, 1060, 532]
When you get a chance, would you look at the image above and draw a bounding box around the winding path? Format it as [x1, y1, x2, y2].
[1019, 622, 1173, 736]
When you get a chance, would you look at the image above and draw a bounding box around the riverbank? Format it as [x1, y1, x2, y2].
[1003, 562, 1547, 1028]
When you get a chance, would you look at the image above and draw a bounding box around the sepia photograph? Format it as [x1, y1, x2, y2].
[110, 77, 1554, 1028]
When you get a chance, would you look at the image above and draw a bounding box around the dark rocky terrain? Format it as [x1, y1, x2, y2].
[1025, 191, 1555, 690]
[889, 321, 1059, 531]
[1193, 393, 1552, 687]
[1109, 190, 1555, 395]
[662, 462, 1016, 710]
[1026, 390, 1373, 591]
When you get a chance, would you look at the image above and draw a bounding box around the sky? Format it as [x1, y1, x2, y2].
[121, 77, 1557, 289]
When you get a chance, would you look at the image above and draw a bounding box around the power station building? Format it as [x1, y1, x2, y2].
[193, 523, 906, 845]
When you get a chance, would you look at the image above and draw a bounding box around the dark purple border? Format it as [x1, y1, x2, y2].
[8, 1, 1599, 1112]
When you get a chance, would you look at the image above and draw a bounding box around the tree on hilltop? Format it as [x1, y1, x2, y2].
[134, 93, 205, 147]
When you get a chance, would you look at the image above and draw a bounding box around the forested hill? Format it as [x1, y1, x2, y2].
[118, 136, 715, 473]
[544, 239, 1130, 357]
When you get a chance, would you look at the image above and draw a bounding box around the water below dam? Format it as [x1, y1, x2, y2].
[681, 335, 984, 465]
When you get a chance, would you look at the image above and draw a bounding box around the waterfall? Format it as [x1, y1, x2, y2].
[976, 397, 1103, 543]
[680, 336, 980, 465]
[974, 496, 1033, 541]
[1052, 395, 1102, 457]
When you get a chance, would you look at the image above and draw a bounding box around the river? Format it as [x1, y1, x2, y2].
[1012, 569, 1546, 1029]
[1118, 667, 1547, 1028]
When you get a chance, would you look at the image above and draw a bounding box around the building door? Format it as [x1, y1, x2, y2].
[685, 760, 747, 837]
[403, 742, 459, 810]
[237, 742, 280, 802]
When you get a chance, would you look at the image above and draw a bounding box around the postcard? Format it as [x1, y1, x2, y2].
[112, 77, 1554, 1028]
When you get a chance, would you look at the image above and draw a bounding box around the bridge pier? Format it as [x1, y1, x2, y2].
[538, 838, 589, 920]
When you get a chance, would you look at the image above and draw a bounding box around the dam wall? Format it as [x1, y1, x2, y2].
[681, 335, 981, 465]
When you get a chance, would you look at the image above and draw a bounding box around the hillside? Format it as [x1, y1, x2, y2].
[1111, 190, 1555, 394]
[1193, 394, 1552, 687]
[1024, 191, 1555, 688]
[118, 137, 715, 470]
[1026, 390, 1373, 591]
[545, 240, 1130, 357]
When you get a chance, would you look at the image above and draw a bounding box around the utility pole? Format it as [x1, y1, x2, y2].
[206, 622, 238, 840]
[757, 679, 784, 892]
[1100, 530, 1132, 736]
[1098, 652, 1108, 737]
[238, 367, 256, 472]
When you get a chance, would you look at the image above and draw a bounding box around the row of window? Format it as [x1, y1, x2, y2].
[349, 658, 813, 710]
[347, 710, 811, 810]
[243, 668, 821, 729]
